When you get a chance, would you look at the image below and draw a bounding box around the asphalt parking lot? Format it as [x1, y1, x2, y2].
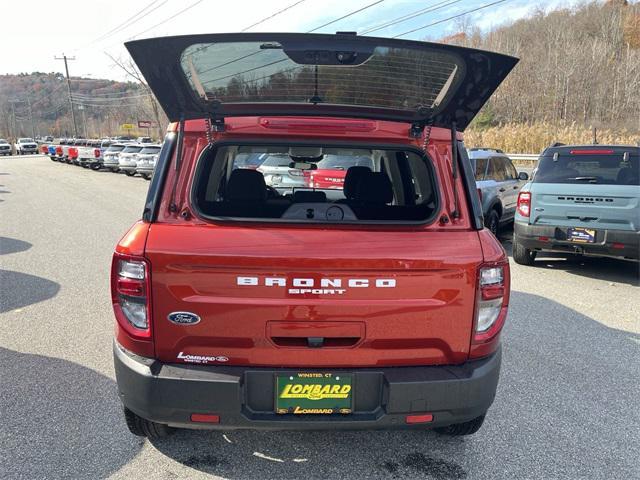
[1, 155, 638, 480]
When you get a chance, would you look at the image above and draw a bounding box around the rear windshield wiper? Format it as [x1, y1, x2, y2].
[572, 176, 598, 183]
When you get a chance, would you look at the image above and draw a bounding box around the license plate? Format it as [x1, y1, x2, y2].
[275, 373, 352, 415]
[567, 227, 596, 243]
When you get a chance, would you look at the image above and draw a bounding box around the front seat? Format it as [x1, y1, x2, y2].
[338, 166, 371, 204]
[350, 172, 394, 220]
[354, 172, 394, 205]
[221, 169, 268, 217]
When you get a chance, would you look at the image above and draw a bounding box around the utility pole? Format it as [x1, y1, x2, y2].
[54, 54, 78, 138]
[26, 96, 36, 139]
[9, 100, 17, 140]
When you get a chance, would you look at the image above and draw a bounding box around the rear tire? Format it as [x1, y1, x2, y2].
[434, 414, 485, 436]
[513, 237, 537, 265]
[486, 210, 500, 237]
[125, 170, 135, 177]
[123, 407, 172, 439]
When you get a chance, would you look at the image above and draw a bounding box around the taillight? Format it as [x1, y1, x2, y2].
[517, 192, 531, 217]
[111, 253, 152, 339]
[471, 262, 510, 358]
[94, 148, 101, 158]
[477, 188, 483, 202]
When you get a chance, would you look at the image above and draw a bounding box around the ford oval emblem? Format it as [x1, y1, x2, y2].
[168, 311, 201, 325]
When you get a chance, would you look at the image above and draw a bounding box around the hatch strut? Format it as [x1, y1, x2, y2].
[450, 121, 459, 219]
[169, 116, 185, 213]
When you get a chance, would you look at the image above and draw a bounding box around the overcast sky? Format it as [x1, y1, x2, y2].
[0, 0, 585, 82]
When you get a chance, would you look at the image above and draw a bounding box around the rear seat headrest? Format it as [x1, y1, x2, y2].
[343, 166, 372, 199]
[292, 190, 327, 203]
[226, 169, 267, 202]
[355, 172, 393, 204]
[616, 167, 639, 185]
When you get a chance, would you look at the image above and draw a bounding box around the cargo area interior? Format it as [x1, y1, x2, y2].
[193, 144, 440, 222]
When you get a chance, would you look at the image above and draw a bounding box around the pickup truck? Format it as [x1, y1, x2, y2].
[0, 138, 11, 156]
[15, 138, 38, 155]
[112, 32, 516, 438]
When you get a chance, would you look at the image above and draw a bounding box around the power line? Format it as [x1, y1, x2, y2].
[130, 0, 206, 40]
[393, 0, 511, 38]
[195, 0, 387, 78]
[71, 92, 151, 101]
[90, 0, 163, 45]
[242, 0, 308, 32]
[30, 83, 68, 107]
[307, 0, 385, 33]
[360, 0, 464, 35]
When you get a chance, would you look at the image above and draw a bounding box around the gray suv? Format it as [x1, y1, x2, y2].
[469, 148, 529, 235]
[513, 145, 639, 264]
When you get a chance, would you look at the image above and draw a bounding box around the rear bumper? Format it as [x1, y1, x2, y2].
[114, 341, 501, 430]
[514, 222, 640, 260]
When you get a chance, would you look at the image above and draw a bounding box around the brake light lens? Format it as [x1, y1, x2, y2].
[259, 117, 376, 132]
[517, 192, 531, 217]
[111, 254, 151, 339]
[472, 263, 510, 358]
[94, 148, 101, 158]
[477, 266, 505, 334]
[570, 149, 614, 155]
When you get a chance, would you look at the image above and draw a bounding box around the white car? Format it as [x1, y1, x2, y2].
[15, 138, 38, 155]
[135, 144, 161, 180]
[0, 138, 11, 156]
[103, 143, 133, 172]
[117, 144, 144, 176]
[256, 153, 306, 190]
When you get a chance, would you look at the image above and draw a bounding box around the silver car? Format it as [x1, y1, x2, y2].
[256, 153, 306, 190]
[103, 143, 132, 172]
[135, 144, 162, 180]
[468, 148, 529, 235]
[118, 144, 144, 176]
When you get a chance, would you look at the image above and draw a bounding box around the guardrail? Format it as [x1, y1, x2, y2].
[506, 153, 538, 167]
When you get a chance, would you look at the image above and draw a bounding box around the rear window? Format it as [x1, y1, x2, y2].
[534, 152, 639, 185]
[139, 146, 161, 155]
[122, 146, 142, 154]
[107, 145, 126, 152]
[316, 154, 374, 170]
[193, 144, 439, 223]
[181, 41, 462, 113]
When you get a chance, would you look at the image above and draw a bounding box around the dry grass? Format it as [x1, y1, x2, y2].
[464, 122, 640, 154]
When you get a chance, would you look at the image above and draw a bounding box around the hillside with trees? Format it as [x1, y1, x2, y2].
[0, 72, 165, 139]
[458, 0, 640, 151]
